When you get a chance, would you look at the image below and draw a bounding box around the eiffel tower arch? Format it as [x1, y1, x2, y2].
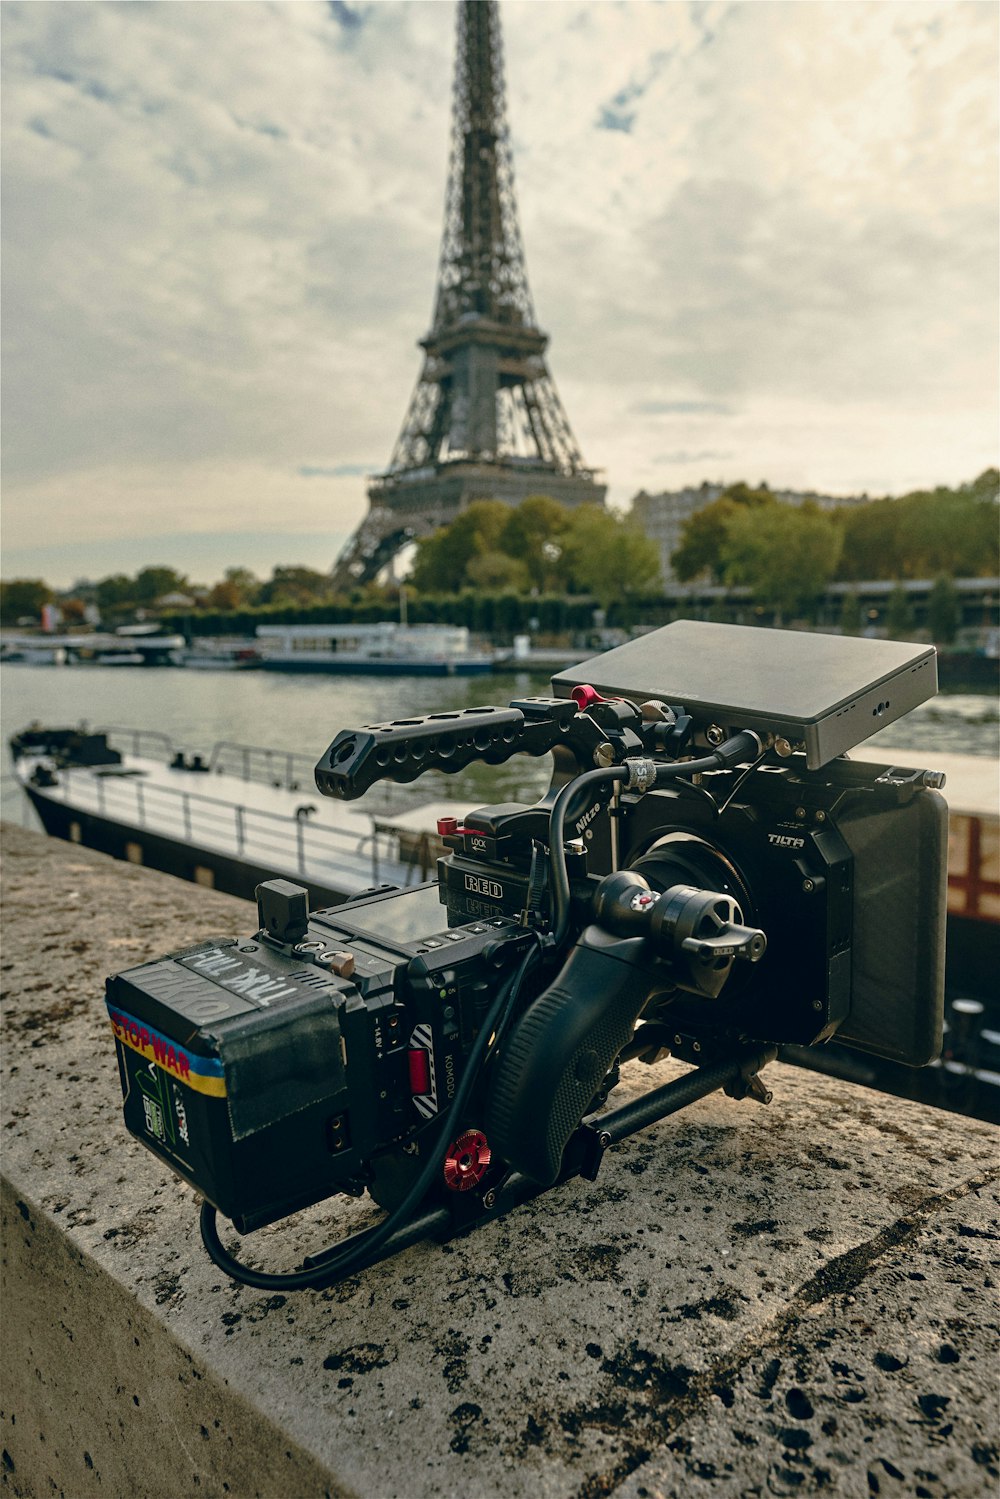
[333, 0, 606, 590]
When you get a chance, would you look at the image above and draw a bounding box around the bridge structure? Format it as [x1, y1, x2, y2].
[332, 0, 605, 590]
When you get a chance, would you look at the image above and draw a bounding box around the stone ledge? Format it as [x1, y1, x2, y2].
[2, 822, 998, 1499]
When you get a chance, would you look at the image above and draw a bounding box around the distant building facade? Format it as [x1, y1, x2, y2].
[631, 483, 871, 585]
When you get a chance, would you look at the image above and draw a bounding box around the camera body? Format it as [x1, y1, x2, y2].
[107, 880, 532, 1231]
[106, 622, 948, 1262]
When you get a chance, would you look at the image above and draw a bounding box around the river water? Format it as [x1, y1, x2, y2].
[2, 661, 997, 827]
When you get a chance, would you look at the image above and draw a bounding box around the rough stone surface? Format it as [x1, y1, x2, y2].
[2, 822, 998, 1499]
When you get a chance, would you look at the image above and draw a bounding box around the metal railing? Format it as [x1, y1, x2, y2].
[101, 727, 176, 762]
[208, 741, 319, 792]
[56, 767, 423, 888]
[100, 730, 319, 793]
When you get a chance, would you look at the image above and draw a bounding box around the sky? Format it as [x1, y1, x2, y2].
[2, 0, 997, 591]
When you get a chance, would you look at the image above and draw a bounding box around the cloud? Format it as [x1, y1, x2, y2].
[632, 400, 735, 417]
[299, 463, 372, 478]
[653, 450, 736, 466]
[595, 46, 673, 134]
[327, 2, 367, 32]
[1, 0, 996, 586]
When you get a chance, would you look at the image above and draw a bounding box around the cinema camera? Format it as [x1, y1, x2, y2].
[106, 622, 948, 1291]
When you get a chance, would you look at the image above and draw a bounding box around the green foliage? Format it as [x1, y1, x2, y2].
[465, 550, 530, 591]
[409, 501, 509, 592]
[407, 495, 660, 606]
[838, 591, 862, 636]
[835, 470, 999, 581]
[497, 495, 569, 590]
[95, 574, 135, 612]
[559, 505, 661, 607]
[257, 566, 335, 608]
[0, 578, 52, 625]
[671, 484, 777, 583]
[134, 566, 189, 603]
[207, 567, 262, 610]
[674, 471, 998, 588]
[720, 502, 843, 618]
[885, 585, 915, 640]
[927, 574, 960, 645]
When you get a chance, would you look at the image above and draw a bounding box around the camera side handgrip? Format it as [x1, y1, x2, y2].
[486, 930, 654, 1186]
[487, 874, 768, 1185]
[315, 699, 578, 799]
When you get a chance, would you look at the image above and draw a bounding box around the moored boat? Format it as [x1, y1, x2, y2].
[8, 725, 467, 910]
[0, 631, 184, 666]
[0, 643, 68, 666]
[255, 622, 494, 675]
[180, 640, 262, 670]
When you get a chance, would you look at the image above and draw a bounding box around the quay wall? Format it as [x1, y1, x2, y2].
[2, 822, 998, 1498]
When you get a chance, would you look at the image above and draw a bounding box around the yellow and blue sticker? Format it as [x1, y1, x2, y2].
[106, 1002, 226, 1099]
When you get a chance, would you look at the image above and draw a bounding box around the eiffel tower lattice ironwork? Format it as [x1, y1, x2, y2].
[333, 0, 606, 588]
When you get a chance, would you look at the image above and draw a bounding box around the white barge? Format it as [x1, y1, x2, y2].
[9, 726, 466, 910]
[254, 623, 494, 675]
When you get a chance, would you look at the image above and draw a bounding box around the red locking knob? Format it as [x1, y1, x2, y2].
[571, 684, 605, 712]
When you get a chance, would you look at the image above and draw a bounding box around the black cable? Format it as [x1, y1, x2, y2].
[712, 746, 771, 816]
[548, 766, 627, 950]
[547, 731, 765, 950]
[202, 730, 767, 1290]
[200, 938, 542, 1292]
[652, 752, 724, 784]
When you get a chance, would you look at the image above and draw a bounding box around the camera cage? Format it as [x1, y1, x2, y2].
[107, 623, 948, 1291]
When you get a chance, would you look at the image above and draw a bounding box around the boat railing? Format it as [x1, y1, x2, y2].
[102, 727, 176, 762]
[56, 766, 423, 886]
[208, 741, 319, 792]
[100, 730, 320, 793]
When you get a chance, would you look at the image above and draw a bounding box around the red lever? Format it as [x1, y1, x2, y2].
[571, 684, 605, 711]
[437, 816, 459, 836]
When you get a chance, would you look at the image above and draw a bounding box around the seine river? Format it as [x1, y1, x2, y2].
[2, 661, 997, 828]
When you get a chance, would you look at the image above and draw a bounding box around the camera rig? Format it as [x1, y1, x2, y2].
[106, 622, 948, 1291]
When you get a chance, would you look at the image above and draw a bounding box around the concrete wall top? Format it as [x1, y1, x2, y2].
[2, 822, 998, 1499]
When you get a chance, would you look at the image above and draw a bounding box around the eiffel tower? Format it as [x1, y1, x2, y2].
[332, 0, 606, 589]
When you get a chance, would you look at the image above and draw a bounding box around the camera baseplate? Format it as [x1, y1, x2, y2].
[200, 1042, 778, 1292]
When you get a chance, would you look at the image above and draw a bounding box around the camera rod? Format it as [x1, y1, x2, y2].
[199, 1046, 776, 1292]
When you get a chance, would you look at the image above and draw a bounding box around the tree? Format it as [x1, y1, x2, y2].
[835, 471, 999, 582]
[835, 499, 905, 582]
[258, 566, 335, 607]
[927, 575, 959, 645]
[59, 597, 89, 627]
[223, 567, 261, 605]
[465, 550, 530, 591]
[498, 495, 568, 591]
[885, 585, 915, 640]
[839, 591, 862, 636]
[0, 578, 52, 625]
[95, 574, 135, 614]
[560, 507, 661, 607]
[134, 566, 189, 604]
[206, 580, 242, 610]
[408, 501, 509, 592]
[671, 483, 777, 583]
[721, 503, 843, 620]
[207, 568, 261, 611]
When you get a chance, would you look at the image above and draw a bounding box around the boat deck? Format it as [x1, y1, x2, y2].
[28, 751, 470, 898]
